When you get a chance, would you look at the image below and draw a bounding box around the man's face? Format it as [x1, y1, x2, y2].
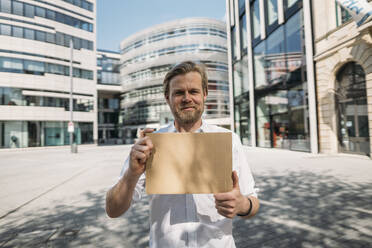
[166, 72, 207, 126]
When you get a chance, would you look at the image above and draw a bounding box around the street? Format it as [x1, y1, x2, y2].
[0, 145, 371, 247]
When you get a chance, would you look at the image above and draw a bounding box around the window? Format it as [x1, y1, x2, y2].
[24, 60, 44, 74]
[0, 23, 11, 36]
[73, 37, 81, 49]
[12, 1, 23, 16]
[46, 32, 55, 43]
[64, 34, 72, 47]
[35, 30, 46, 41]
[238, 0, 245, 14]
[46, 9, 55, 20]
[0, 0, 11, 14]
[24, 28, 34, 40]
[47, 63, 65, 75]
[56, 32, 64, 46]
[11, 58, 23, 71]
[88, 40, 93, 50]
[285, 11, 302, 53]
[231, 26, 237, 60]
[240, 13, 248, 54]
[286, 0, 298, 9]
[74, 0, 82, 7]
[266, 0, 278, 27]
[251, 0, 261, 41]
[35, 6, 46, 18]
[55, 12, 64, 23]
[24, 4, 34, 18]
[12, 26, 23, 38]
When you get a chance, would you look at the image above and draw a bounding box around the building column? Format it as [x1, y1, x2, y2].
[303, 0, 319, 154]
[246, 0, 257, 147]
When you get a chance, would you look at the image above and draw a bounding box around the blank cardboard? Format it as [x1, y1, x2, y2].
[145, 132, 232, 194]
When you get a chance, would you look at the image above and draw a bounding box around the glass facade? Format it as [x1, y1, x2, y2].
[230, 0, 310, 151]
[0, 121, 93, 148]
[251, 0, 261, 42]
[97, 53, 120, 85]
[98, 96, 121, 144]
[0, 0, 93, 32]
[233, 55, 251, 145]
[62, 0, 93, 11]
[97, 51, 122, 145]
[0, 87, 94, 111]
[0, 56, 93, 79]
[121, 27, 227, 54]
[121, 44, 227, 68]
[0, 23, 94, 50]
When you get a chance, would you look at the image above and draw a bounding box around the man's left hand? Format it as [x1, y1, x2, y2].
[214, 171, 250, 219]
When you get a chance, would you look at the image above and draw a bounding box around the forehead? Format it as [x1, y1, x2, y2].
[169, 72, 202, 90]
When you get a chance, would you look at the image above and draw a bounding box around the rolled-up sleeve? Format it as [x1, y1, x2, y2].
[232, 133, 258, 198]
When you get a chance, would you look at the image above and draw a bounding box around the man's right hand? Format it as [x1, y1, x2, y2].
[129, 128, 154, 176]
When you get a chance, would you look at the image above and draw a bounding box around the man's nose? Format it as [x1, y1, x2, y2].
[182, 92, 192, 102]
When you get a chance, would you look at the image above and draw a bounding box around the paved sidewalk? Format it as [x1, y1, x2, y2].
[0, 145, 371, 247]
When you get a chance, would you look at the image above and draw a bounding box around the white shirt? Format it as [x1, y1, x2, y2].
[119, 121, 257, 248]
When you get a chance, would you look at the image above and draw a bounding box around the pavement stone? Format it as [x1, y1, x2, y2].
[0, 145, 371, 247]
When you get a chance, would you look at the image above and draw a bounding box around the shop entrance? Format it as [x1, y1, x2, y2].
[335, 62, 370, 156]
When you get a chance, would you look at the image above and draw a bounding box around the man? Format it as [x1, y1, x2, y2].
[106, 61, 259, 247]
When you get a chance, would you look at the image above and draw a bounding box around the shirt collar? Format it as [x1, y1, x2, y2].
[168, 119, 208, 133]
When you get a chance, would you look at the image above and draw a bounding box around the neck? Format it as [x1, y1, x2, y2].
[174, 119, 203, 133]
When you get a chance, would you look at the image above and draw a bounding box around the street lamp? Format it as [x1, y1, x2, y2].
[69, 38, 77, 153]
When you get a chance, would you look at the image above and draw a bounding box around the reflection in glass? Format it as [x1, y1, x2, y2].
[285, 0, 298, 9]
[253, 9, 309, 151]
[233, 56, 250, 145]
[231, 26, 237, 60]
[251, 0, 261, 40]
[240, 13, 248, 53]
[266, 0, 278, 26]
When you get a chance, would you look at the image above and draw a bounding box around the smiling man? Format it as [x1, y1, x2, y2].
[106, 61, 259, 247]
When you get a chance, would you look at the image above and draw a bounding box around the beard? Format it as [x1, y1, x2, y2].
[171, 103, 204, 125]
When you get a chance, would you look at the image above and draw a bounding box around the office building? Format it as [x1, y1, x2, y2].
[226, 0, 317, 153]
[96, 49, 121, 145]
[0, 0, 97, 148]
[119, 18, 230, 142]
[227, 0, 371, 157]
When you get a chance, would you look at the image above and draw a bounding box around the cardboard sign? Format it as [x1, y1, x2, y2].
[145, 132, 232, 194]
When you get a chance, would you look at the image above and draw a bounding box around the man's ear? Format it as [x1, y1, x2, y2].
[203, 90, 208, 102]
[165, 94, 170, 105]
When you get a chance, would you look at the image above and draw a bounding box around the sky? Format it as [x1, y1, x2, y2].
[97, 0, 227, 52]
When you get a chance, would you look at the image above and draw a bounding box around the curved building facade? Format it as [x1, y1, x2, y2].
[119, 18, 229, 141]
[0, 0, 96, 148]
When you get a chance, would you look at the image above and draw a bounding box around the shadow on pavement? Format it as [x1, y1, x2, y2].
[234, 171, 372, 248]
[0, 191, 150, 248]
[1, 170, 371, 247]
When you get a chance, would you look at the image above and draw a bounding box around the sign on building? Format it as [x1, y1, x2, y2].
[336, 0, 372, 26]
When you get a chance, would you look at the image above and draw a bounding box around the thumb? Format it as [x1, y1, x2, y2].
[139, 128, 155, 138]
[232, 171, 240, 190]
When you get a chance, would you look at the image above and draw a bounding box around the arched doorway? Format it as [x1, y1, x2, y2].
[335, 62, 370, 156]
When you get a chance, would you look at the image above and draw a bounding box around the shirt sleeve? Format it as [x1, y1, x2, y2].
[118, 156, 146, 202]
[232, 133, 258, 198]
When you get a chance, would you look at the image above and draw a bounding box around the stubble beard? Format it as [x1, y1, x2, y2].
[172, 103, 204, 126]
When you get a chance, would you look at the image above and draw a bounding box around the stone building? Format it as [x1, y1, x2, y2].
[313, 0, 372, 156]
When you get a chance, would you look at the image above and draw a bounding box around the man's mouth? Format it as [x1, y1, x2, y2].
[181, 106, 195, 111]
